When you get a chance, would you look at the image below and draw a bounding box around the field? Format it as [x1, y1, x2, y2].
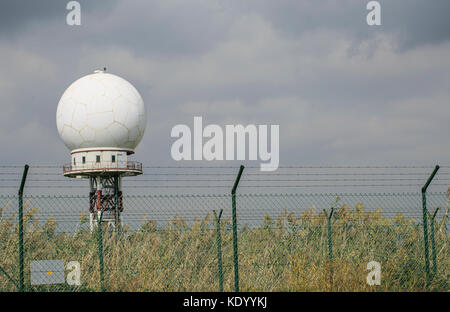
[0, 197, 448, 292]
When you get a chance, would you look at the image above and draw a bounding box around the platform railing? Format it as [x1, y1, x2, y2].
[62, 161, 142, 174]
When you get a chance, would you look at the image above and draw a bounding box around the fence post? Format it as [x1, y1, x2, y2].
[421, 165, 439, 289]
[323, 208, 334, 290]
[429, 208, 439, 278]
[97, 210, 105, 292]
[231, 165, 244, 292]
[18, 164, 29, 292]
[213, 209, 224, 292]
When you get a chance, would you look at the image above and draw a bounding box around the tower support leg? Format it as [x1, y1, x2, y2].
[89, 213, 94, 233]
[114, 175, 121, 235]
[88, 175, 122, 233]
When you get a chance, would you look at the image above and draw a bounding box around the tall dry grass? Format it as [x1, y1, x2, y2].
[0, 199, 448, 292]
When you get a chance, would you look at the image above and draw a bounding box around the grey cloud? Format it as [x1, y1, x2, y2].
[221, 0, 450, 50]
[0, 0, 449, 168]
[4, 0, 448, 57]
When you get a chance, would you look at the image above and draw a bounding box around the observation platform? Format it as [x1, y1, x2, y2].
[62, 161, 142, 178]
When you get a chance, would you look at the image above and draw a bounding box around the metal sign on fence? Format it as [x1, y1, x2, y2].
[30, 260, 65, 285]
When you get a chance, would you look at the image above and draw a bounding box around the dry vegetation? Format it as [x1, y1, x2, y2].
[0, 199, 448, 292]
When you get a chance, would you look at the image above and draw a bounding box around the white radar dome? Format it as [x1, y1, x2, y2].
[56, 70, 147, 152]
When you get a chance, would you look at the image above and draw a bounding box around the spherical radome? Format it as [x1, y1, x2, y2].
[56, 71, 147, 151]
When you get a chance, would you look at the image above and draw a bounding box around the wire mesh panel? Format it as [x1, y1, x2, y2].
[0, 165, 449, 292]
[0, 196, 19, 291]
[1, 192, 447, 292]
[235, 192, 448, 291]
[101, 195, 231, 291]
[17, 196, 96, 291]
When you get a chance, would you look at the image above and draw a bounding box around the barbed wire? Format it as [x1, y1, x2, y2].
[3, 172, 450, 177]
[1, 165, 450, 168]
[2, 177, 450, 182]
[1, 165, 449, 194]
[2, 183, 448, 188]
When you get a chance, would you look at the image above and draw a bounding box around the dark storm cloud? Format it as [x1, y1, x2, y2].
[0, 0, 116, 37]
[221, 0, 450, 50]
[0, 0, 62, 32]
[82, 0, 232, 57]
[0, 0, 232, 58]
[3, 0, 448, 56]
[381, 0, 450, 49]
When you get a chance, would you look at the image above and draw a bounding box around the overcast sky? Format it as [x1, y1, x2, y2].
[0, 0, 449, 167]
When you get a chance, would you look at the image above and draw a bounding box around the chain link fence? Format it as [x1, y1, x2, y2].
[0, 165, 449, 291]
[1, 191, 448, 291]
